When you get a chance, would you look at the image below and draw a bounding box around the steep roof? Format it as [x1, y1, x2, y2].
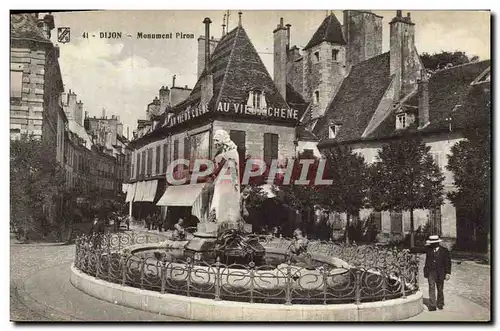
[304, 13, 346, 50]
[10, 13, 51, 43]
[167, 25, 289, 122]
[369, 60, 491, 139]
[314, 52, 392, 142]
[296, 125, 319, 141]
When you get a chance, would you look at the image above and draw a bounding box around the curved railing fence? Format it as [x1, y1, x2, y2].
[74, 232, 419, 305]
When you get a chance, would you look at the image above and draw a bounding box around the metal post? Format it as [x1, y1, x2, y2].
[160, 261, 166, 294]
[96, 248, 101, 278]
[382, 271, 387, 301]
[186, 257, 192, 297]
[355, 270, 362, 305]
[249, 261, 255, 303]
[285, 262, 292, 305]
[139, 257, 145, 289]
[214, 257, 221, 301]
[121, 255, 127, 286]
[322, 264, 328, 305]
[401, 275, 406, 299]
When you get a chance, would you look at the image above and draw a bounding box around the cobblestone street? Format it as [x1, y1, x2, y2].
[416, 256, 490, 309]
[10, 232, 491, 321]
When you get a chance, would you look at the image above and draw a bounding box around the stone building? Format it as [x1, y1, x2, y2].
[10, 13, 67, 165]
[126, 15, 307, 225]
[313, 10, 491, 249]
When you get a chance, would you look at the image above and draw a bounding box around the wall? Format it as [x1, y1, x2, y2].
[213, 120, 296, 162]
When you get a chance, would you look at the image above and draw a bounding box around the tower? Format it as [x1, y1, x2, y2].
[303, 12, 347, 118]
[343, 10, 383, 71]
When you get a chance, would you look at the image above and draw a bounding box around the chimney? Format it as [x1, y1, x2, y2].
[238, 11, 242, 26]
[418, 69, 430, 128]
[102, 108, 106, 118]
[201, 18, 214, 107]
[285, 24, 291, 49]
[222, 13, 226, 36]
[85, 111, 88, 119]
[127, 127, 130, 140]
[37, 13, 55, 39]
[76, 100, 84, 126]
[273, 17, 288, 101]
[203, 18, 212, 72]
[172, 75, 176, 88]
[390, 10, 420, 100]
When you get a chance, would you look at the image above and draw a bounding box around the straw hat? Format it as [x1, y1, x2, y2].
[427, 235, 442, 244]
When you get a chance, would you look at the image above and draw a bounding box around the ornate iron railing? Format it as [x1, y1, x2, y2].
[74, 232, 419, 305]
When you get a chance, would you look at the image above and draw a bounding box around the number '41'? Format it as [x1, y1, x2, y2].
[82, 32, 89, 38]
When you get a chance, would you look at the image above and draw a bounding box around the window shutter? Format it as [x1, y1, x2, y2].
[173, 140, 179, 161]
[247, 91, 254, 108]
[261, 92, 267, 109]
[263, 133, 272, 165]
[162, 143, 168, 174]
[184, 136, 191, 161]
[136, 153, 141, 178]
[156, 145, 161, 175]
[271, 133, 279, 160]
[142, 151, 146, 178]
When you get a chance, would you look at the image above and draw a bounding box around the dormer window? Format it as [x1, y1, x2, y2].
[314, 90, 320, 105]
[314, 51, 320, 62]
[332, 49, 339, 61]
[329, 124, 341, 138]
[396, 113, 408, 129]
[247, 90, 267, 109]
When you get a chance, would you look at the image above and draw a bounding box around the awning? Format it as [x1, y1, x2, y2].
[156, 183, 206, 207]
[125, 183, 137, 202]
[134, 181, 145, 202]
[143, 180, 158, 202]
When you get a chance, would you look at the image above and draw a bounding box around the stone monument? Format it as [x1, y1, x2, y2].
[184, 129, 264, 264]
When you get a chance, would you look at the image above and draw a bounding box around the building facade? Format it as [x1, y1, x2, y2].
[126, 16, 306, 226]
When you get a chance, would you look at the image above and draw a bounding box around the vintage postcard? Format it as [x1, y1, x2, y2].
[10, 9, 491, 322]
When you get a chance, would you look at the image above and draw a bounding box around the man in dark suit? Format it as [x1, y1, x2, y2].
[89, 216, 106, 249]
[410, 235, 452, 311]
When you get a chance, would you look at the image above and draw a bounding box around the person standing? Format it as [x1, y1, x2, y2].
[410, 235, 451, 311]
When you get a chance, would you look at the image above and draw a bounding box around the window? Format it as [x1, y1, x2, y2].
[253, 91, 262, 109]
[371, 212, 382, 231]
[314, 51, 320, 62]
[314, 90, 320, 105]
[10, 71, 23, 99]
[263, 133, 279, 166]
[162, 143, 168, 173]
[332, 49, 339, 61]
[333, 213, 343, 230]
[247, 90, 266, 109]
[173, 140, 179, 161]
[431, 152, 441, 169]
[155, 145, 161, 174]
[396, 114, 407, 129]
[184, 136, 191, 161]
[328, 125, 340, 138]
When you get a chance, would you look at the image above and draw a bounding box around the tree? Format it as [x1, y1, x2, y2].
[272, 152, 322, 237]
[318, 146, 369, 244]
[420, 51, 479, 71]
[447, 85, 491, 253]
[369, 134, 445, 247]
[10, 135, 66, 241]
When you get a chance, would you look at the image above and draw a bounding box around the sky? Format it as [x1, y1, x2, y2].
[49, 10, 491, 138]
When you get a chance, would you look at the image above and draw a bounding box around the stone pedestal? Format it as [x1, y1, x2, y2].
[184, 222, 255, 262]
